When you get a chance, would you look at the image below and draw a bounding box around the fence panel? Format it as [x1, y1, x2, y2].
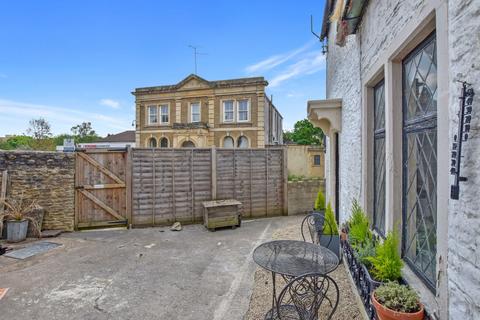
[131, 147, 286, 226]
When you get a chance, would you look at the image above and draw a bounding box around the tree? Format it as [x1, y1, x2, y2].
[71, 122, 96, 138]
[283, 119, 324, 145]
[27, 118, 52, 139]
[0, 135, 34, 150]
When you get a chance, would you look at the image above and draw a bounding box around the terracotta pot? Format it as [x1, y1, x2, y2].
[371, 292, 424, 320]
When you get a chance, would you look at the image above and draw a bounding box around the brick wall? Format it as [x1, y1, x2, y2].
[287, 178, 325, 216]
[0, 151, 75, 231]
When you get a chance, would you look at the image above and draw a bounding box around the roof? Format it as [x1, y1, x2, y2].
[99, 130, 135, 143]
[132, 74, 268, 95]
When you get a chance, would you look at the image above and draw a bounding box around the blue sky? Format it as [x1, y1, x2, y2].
[0, 0, 326, 136]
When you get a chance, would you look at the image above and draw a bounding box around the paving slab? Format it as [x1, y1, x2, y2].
[0, 216, 303, 320]
[3, 241, 62, 260]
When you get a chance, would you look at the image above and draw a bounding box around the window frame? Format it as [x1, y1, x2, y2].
[373, 79, 386, 236]
[237, 99, 250, 123]
[159, 104, 169, 124]
[313, 154, 321, 166]
[401, 31, 438, 293]
[148, 137, 157, 148]
[190, 102, 201, 123]
[222, 100, 235, 123]
[147, 105, 158, 125]
[159, 137, 169, 148]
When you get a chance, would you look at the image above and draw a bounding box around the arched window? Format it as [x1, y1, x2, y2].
[148, 137, 157, 148]
[237, 136, 248, 148]
[160, 137, 169, 148]
[223, 136, 234, 148]
[182, 140, 195, 148]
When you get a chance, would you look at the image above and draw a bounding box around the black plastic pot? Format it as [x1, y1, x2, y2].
[321, 234, 340, 259]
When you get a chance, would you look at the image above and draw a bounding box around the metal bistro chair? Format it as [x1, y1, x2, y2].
[301, 212, 333, 249]
[265, 272, 340, 320]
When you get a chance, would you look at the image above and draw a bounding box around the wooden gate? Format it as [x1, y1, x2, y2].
[75, 149, 131, 229]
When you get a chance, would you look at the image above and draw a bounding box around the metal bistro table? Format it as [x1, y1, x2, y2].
[253, 240, 339, 317]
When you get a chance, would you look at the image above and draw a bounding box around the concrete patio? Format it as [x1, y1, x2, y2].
[0, 216, 303, 320]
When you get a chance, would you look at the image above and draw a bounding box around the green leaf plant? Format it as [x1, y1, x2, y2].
[374, 281, 421, 313]
[367, 229, 403, 282]
[314, 189, 326, 211]
[322, 202, 339, 235]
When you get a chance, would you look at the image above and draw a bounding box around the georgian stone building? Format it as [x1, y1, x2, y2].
[308, 0, 479, 319]
[132, 74, 283, 148]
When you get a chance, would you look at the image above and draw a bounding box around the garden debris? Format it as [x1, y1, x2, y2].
[3, 241, 61, 260]
[0, 288, 9, 301]
[170, 222, 182, 231]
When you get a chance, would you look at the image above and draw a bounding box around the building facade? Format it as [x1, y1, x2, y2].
[132, 74, 283, 148]
[286, 144, 325, 179]
[308, 0, 480, 319]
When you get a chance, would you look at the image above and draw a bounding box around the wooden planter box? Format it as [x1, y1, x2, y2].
[202, 200, 242, 231]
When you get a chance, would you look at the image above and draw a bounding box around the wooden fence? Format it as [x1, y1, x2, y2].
[131, 148, 287, 226]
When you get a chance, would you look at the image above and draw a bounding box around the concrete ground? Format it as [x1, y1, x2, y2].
[0, 216, 303, 320]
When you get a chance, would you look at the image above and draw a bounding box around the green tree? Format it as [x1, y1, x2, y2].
[71, 122, 96, 138]
[27, 118, 52, 139]
[283, 119, 324, 145]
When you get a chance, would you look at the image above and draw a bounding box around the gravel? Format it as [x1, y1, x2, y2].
[244, 223, 363, 320]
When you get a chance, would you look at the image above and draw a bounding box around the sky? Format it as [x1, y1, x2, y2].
[0, 0, 326, 137]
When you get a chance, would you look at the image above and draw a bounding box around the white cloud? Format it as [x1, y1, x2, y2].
[99, 98, 120, 109]
[245, 41, 315, 74]
[269, 51, 326, 88]
[0, 73, 7, 79]
[0, 98, 131, 135]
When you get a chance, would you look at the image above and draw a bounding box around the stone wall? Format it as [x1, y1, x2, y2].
[326, 19, 362, 224]
[0, 151, 75, 231]
[447, 0, 480, 318]
[287, 178, 325, 216]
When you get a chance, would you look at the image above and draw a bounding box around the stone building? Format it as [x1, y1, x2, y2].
[132, 74, 283, 148]
[307, 0, 479, 319]
[286, 144, 325, 179]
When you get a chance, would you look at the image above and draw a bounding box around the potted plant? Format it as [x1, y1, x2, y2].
[0, 198, 41, 243]
[321, 202, 340, 257]
[366, 229, 403, 283]
[313, 189, 326, 213]
[372, 282, 424, 320]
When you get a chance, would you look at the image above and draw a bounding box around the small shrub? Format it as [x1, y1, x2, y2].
[348, 200, 371, 248]
[374, 282, 421, 313]
[322, 202, 338, 235]
[354, 236, 376, 268]
[314, 190, 326, 211]
[367, 229, 403, 282]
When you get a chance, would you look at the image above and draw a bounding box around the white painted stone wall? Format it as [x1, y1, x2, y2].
[326, 24, 362, 224]
[447, 0, 480, 318]
[323, 0, 480, 318]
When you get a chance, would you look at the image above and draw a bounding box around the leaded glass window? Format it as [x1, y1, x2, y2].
[402, 33, 437, 290]
[373, 80, 386, 235]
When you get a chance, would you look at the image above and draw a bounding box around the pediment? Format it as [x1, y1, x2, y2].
[176, 74, 212, 90]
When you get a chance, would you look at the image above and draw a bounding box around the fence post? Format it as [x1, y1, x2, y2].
[211, 147, 217, 200]
[282, 146, 288, 216]
[152, 149, 156, 226]
[126, 147, 133, 227]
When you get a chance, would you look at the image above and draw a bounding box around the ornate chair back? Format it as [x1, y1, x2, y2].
[276, 272, 339, 320]
[301, 212, 333, 248]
